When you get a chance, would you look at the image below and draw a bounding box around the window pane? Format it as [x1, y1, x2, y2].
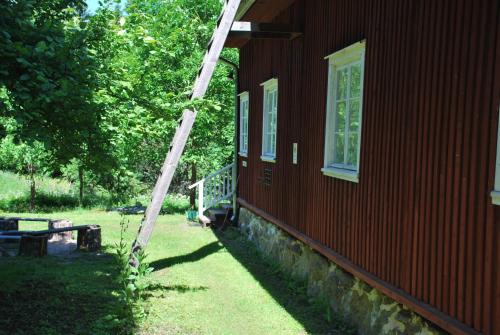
[347, 132, 358, 167]
[271, 110, 276, 132]
[349, 98, 360, 131]
[324, 43, 364, 172]
[350, 63, 362, 98]
[265, 93, 270, 135]
[271, 134, 276, 155]
[336, 68, 348, 100]
[335, 101, 346, 132]
[334, 132, 345, 164]
[262, 82, 278, 158]
[264, 89, 277, 156]
[265, 93, 269, 113]
[266, 92, 271, 116]
[240, 99, 246, 153]
[265, 133, 270, 154]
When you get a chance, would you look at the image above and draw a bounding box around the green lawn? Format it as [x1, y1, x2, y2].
[0, 210, 337, 335]
[0, 171, 73, 200]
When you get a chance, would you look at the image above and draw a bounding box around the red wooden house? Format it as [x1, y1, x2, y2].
[193, 0, 500, 334]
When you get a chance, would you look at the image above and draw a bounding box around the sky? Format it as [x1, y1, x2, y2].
[85, 0, 127, 14]
[85, 0, 100, 14]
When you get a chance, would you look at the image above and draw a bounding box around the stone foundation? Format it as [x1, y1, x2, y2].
[238, 207, 443, 335]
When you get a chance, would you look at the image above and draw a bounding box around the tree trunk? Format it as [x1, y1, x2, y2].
[190, 163, 197, 208]
[79, 165, 84, 206]
[29, 164, 36, 212]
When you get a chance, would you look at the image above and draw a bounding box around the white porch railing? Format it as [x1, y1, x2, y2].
[188, 163, 236, 221]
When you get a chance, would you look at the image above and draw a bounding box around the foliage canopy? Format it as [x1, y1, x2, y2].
[0, 0, 237, 205]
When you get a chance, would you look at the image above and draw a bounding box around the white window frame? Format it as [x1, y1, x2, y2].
[260, 78, 278, 163]
[322, 40, 366, 183]
[238, 91, 249, 157]
[491, 104, 500, 205]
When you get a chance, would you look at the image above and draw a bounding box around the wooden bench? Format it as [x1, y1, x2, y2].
[0, 236, 22, 257]
[0, 218, 20, 231]
[0, 217, 74, 241]
[0, 225, 101, 256]
[0, 217, 57, 231]
[1, 217, 52, 222]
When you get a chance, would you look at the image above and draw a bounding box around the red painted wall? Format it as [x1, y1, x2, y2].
[237, 0, 500, 333]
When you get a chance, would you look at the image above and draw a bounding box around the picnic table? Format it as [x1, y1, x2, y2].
[0, 224, 101, 257]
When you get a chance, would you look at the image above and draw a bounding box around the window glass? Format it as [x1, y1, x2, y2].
[323, 41, 365, 181]
[239, 92, 249, 155]
[261, 80, 278, 160]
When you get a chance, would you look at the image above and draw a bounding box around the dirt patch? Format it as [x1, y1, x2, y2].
[47, 239, 77, 256]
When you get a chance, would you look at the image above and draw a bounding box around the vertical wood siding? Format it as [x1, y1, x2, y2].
[237, 0, 500, 333]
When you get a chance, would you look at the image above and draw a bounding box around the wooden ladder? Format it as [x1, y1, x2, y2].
[129, 0, 241, 265]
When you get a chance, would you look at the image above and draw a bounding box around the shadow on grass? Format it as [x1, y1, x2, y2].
[143, 283, 209, 298]
[149, 241, 224, 271]
[0, 252, 137, 335]
[213, 228, 338, 335]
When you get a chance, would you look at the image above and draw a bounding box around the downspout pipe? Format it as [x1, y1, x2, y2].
[218, 56, 239, 224]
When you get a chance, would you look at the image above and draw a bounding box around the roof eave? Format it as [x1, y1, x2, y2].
[235, 0, 255, 20]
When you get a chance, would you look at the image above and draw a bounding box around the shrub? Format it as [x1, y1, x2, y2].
[161, 194, 190, 214]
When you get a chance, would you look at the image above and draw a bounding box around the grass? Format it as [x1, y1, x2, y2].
[0, 170, 109, 212]
[0, 170, 190, 214]
[0, 171, 72, 201]
[0, 209, 340, 335]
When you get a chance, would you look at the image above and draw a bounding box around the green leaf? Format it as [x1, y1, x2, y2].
[16, 58, 31, 67]
[2, 31, 11, 40]
[126, 283, 136, 293]
[35, 41, 48, 53]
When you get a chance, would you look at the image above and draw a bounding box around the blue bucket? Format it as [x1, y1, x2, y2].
[186, 210, 198, 221]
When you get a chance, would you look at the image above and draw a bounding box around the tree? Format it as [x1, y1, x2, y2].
[86, 0, 237, 196]
[0, 0, 118, 204]
[0, 117, 53, 211]
[0, 0, 237, 206]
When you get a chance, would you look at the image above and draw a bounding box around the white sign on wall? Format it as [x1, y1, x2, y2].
[293, 143, 298, 165]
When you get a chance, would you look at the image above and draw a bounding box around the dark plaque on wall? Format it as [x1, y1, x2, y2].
[261, 168, 272, 186]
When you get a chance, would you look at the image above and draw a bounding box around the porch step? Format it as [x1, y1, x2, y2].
[199, 215, 211, 228]
[206, 206, 233, 228]
[221, 203, 233, 211]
